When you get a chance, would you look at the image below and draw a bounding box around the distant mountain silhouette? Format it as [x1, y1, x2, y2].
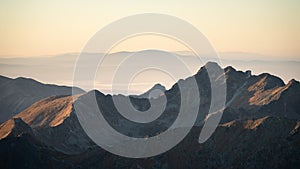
[0, 75, 84, 123]
[0, 62, 299, 169]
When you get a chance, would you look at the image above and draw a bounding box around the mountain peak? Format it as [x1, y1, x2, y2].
[205, 61, 219, 66]
[224, 66, 236, 72]
[150, 83, 166, 91]
[287, 79, 299, 87]
[258, 73, 285, 89]
[135, 83, 166, 99]
[204, 61, 223, 71]
[196, 61, 223, 75]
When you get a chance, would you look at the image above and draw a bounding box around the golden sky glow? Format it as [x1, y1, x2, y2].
[0, 0, 299, 59]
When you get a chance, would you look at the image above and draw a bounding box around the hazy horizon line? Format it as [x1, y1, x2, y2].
[0, 50, 299, 61]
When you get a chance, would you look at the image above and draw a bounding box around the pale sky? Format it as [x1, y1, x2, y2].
[0, 0, 300, 59]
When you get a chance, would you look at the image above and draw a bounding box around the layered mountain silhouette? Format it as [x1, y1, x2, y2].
[0, 62, 299, 169]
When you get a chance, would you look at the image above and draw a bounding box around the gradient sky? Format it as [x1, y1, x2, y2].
[0, 0, 299, 59]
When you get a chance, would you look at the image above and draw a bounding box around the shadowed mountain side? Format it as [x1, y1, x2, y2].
[0, 118, 33, 140]
[13, 95, 96, 154]
[0, 116, 299, 169]
[221, 67, 300, 123]
[0, 75, 84, 123]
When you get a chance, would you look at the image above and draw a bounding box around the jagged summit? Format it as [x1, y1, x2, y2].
[256, 73, 285, 89]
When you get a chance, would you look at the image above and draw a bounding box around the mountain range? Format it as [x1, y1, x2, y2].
[0, 62, 299, 169]
[1, 50, 299, 94]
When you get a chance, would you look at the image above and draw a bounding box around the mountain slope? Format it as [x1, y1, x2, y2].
[0, 75, 84, 123]
[0, 118, 33, 140]
[15, 95, 75, 128]
[221, 68, 300, 122]
[13, 95, 95, 154]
